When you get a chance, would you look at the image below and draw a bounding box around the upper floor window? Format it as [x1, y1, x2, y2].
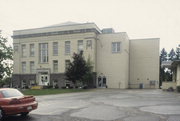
[39, 43, 48, 63]
[30, 44, 35, 57]
[53, 60, 58, 73]
[53, 42, 58, 56]
[14, 45, 19, 53]
[65, 41, 70, 55]
[30, 61, 35, 73]
[112, 42, 121, 53]
[78, 40, 83, 53]
[21, 44, 26, 57]
[22, 62, 26, 73]
[86, 40, 92, 49]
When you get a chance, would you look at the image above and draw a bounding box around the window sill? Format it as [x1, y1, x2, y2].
[112, 52, 121, 53]
[39, 62, 49, 64]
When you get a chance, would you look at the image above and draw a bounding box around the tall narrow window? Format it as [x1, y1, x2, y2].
[14, 44, 19, 53]
[65, 41, 70, 55]
[22, 44, 26, 57]
[30, 61, 35, 73]
[86, 40, 92, 49]
[78, 40, 83, 53]
[39, 43, 48, 63]
[30, 44, 35, 57]
[65, 60, 70, 70]
[22, 62, 26, 73]
[53, 42, 58, 56]
[112, 42, 121, 53]
[53, 60, 58, 73]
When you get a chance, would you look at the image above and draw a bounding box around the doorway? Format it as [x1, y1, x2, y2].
[98, 76, 107, 88]
[38, 72, 50, 86]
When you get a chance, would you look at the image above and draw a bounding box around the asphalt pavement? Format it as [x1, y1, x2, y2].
[3, 89, 180, 121]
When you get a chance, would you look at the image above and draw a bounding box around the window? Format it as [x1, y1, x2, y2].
[65, 41, 70, 55]
[112, 42, 121, 53]
[21, 44, 26, 57]
[53, 60, 58, 73]
[2, 89, 23, 98]
[14, 45, 18, 52]
[86, 40, 92, 49]
[53, 42, 58, 56]
[30, 44, 35, 57]
[22, 62, 26, 73]
[65, 60, 70, 70]
[78, 40, 83, 53]
[30, 61, 35, 73]
[39, 43, 48, 63]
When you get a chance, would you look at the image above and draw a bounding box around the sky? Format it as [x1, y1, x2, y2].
[0, 0, 180, 51]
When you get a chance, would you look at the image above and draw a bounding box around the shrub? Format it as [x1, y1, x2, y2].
[177, 86, 180, 92]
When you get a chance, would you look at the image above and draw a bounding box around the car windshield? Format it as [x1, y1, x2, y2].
[1, 89, 24, 98]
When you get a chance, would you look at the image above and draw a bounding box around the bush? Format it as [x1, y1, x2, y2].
[177, 86, 180, 92]
[43, 85, 53, 89]
[61, 86, 66, 89]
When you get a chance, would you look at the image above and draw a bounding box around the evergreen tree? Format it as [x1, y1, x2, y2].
[168, 48, 176, 61]
[159, 48, 168, 87]
[65, 51, 88, 88]
[160, 48, 167, 61]
[82, 57, 94, 87]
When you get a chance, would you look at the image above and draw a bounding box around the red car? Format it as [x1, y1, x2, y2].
[0, 88, 38, 120]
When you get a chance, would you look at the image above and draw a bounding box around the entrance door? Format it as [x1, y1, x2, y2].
[38, 72, 49, 86]
[98, 76, 106, 88]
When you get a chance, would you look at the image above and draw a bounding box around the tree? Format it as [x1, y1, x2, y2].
[82, 57, 94, 87]
[0, 32, 13, 86]
[65, 51, 88, 88]
[175, 47, 180, 60]
[160, 48, 167, 61]
[168, 48, 176, 61]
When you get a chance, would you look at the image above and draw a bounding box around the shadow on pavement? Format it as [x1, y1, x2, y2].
[2, 115, 37, 121]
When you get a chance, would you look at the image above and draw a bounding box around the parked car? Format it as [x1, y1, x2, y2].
[0, 88, 38, 120]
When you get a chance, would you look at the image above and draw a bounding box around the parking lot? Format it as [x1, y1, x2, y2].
[5, 89, 180, 121]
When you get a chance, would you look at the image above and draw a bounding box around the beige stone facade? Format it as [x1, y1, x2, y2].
[172, 61, 180, 86]
[12, 22, 160, 89]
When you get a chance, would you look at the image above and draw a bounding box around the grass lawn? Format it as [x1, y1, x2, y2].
[21, 89, 90, 96]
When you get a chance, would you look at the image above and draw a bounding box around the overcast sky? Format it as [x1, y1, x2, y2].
[0, 0, 180, 51]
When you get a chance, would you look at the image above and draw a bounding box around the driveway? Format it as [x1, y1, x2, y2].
[5, 89, 180, 121]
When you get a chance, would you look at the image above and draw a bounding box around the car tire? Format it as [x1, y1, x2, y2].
[0, 108, 4, 121]
[21, 112, 29, 117]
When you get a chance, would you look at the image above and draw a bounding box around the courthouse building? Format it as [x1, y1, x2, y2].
[12, 22, 160, 89]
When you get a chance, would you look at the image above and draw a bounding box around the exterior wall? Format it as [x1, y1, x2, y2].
[13, 32, 97, 74]
[13, 23, 99, 88]
[162, 82, 177, 90]
[129, 38, 160, 89]
[13, 23, 100, 36]
[12, 22, 160, 89]
[97, 33, 129, 89]
[12, 74, 36, 88]
[177, 64, 180, 86]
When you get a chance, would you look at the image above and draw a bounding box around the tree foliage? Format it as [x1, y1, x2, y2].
[175, 47, 180, 60]
[0, 33, 13, 82]
[82, 57, 94, 86]
[168, 48, 176, 61]
[160, 48, 167, 61]
[65, 51, 88, 87]
[159, 47, 180, 86]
